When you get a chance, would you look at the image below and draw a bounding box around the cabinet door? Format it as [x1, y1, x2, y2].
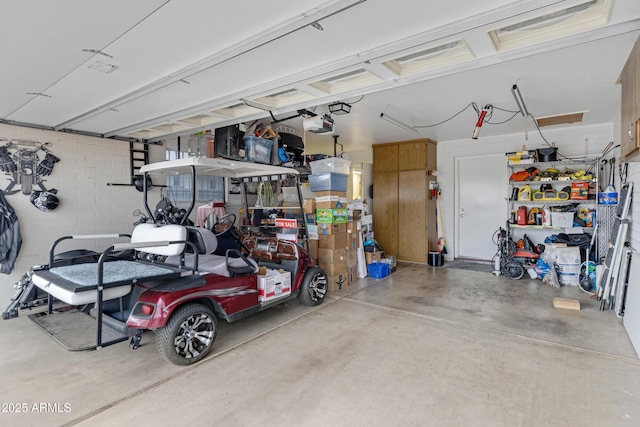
[373, 171, 398, 255]
[399, 142, 426, 171]
[398, 170, 426, 262]
[373, 144, 398, 172]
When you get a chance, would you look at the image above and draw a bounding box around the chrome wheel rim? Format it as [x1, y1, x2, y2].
[173, 313, 214, 359]
[308, 272, 328, 302]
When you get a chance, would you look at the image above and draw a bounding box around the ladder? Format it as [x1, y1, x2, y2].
[130, 141, 149, 184]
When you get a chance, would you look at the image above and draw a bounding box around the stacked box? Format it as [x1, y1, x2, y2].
[318, 223, 347, 235]
[315, 191, 347, 209]
[316, 208, 348, 224]
[365, 250, 386, 265]
[307, 239, 319, 266]
[318, 245, 348, 289]
[326, 271, 349, 292]
[310, 158, 350, 291]
[318, 233, 347, 249]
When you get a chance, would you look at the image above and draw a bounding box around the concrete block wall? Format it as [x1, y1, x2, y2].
[0, 123, 164, 304]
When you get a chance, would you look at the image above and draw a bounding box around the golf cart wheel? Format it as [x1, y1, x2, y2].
[502, 261, 525, 280]
[298, 267, 328, 306]
[156, 303, 217, 365]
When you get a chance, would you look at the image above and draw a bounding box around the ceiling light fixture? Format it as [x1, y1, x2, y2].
[511, 84, 529, 117]
[241, 99, 272, 111]
[380, 113, 418, 135]
[329, 102, 351, 115]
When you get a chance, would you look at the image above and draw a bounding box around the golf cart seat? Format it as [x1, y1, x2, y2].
[32, 224, 190, 306]
[167, 226, 258, 277]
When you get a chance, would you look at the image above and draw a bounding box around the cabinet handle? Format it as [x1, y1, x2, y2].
[629, 122, 635, 144]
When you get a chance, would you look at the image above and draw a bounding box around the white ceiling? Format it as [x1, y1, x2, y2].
[2, 0, 640, 151]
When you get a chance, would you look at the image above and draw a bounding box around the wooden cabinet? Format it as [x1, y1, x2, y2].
[373, 139, 437, 263]
[619, 35, 640, 161]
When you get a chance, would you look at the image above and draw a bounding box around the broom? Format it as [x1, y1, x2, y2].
[436, 189, 448, 254]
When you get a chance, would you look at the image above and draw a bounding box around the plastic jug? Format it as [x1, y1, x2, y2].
[518, 185, 532, 201]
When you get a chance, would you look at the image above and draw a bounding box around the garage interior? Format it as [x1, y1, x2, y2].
[2, 1, 640, 425]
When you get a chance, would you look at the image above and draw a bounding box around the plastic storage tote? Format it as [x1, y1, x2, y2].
[243, 136, 273, 164]
[310, 157, 351, 175]
[309, 172, 348, 192]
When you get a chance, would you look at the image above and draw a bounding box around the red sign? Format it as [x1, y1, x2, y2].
[275, 218, 297, 229]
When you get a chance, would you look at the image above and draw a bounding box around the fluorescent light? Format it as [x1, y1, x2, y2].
[380, 113, 418, 135]
[511, 84, 529, 117]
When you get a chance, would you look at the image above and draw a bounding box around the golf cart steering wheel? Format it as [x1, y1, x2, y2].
[212, 213, 236, 236]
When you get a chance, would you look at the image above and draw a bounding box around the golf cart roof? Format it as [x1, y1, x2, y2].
[140, 157, 299, 179]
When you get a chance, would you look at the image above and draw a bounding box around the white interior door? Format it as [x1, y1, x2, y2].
[455, 154, 508, 260]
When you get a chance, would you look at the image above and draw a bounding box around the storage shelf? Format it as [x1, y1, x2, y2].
[511, 200, 596, 205]
[241, 225, 302, 233]
[509, 224, 594, 231]
[247, 206, 301, 210]
[507, 159, 599, 169]
[508, 179, 595, 185]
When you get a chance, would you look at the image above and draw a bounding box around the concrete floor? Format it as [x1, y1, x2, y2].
[2, 262, 640, 426]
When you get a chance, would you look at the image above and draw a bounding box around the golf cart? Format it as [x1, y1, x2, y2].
[3, 157, 328, 365]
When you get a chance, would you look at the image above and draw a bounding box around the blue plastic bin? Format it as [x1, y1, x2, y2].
[368, 262, 389, 279]
[309, 172, 348, 192]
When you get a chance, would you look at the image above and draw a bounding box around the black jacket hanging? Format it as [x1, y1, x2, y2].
[0, 191, 22, 274]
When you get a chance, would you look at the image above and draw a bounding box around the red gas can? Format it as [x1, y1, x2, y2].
[516, 206, 527, 226]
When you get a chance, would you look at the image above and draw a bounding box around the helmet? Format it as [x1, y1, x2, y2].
[30, 190, 60, 212]
[133, 174, 153, 192]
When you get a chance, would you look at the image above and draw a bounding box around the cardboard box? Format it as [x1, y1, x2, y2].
[307, 224, 319, 240]
[326, 270, 349, 292]
[314, 190, 347, 198]
[319, 260, 347, 276]
[318, 233, 348, 249]
[347, 233, 358, 251]
[570, 181, 589, 200]
[365, 250, 386, 265]
[281, 202, 304, 220]
[276, 233, 297, 242]
[318, 248, 347, 264]
[346, 221, 360, 233]
[346, 249, 357, 267]
[316, 208, 349, 224]
[318, 223, 347, 235]
[315, 195, 348, 209]
[303, 199, 315, 214]
[314, 191, 347, 209]
[348, 265, 357, 284]
[307, 239, 319, 265]
[258, 270, 292, 302]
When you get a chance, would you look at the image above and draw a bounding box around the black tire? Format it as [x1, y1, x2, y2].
[503, 261, 525, 280]
[156, 303, 217, 365]
[298, 266, 328, 306]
